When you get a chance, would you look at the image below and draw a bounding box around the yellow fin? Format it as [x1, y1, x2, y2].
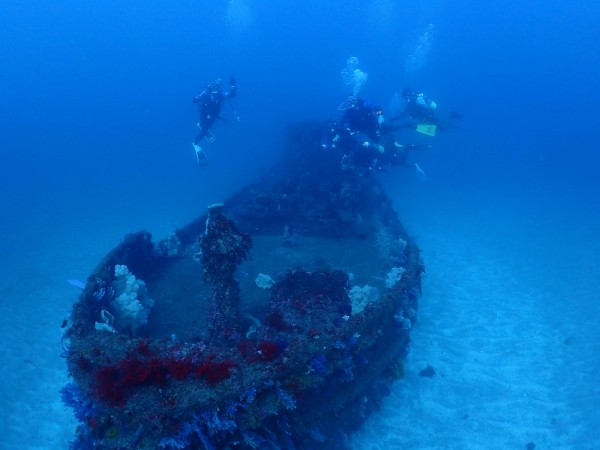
[416, 124, 437, 136]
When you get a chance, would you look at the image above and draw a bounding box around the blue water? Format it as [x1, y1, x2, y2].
[1, 1, 599, 448]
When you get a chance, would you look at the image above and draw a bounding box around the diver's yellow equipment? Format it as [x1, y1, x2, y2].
[416, 124, 437, 136]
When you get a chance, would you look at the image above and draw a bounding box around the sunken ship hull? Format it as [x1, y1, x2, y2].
[62, 122, 424, 449]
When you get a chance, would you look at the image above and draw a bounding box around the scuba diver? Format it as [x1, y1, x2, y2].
[322, 119, 429, 177]
[339, 96, 386, 143]
[321, 119, 382, 175]
[192, 77, 237, 165]
[340, 95, 411, 142]
[402, 88, 437, 123]
[394, 88, 461, 137]
[383, 140, 429, 180]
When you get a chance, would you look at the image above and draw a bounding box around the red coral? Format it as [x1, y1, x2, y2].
[165, 358, 193, 380]
[93, 350, 236, 405]
[194, 355, 236, 386]
[95, 365, 127, 406]
[145, 358, 167, 385]
[258, 341, 286, 361]
[120, 358, 151, 384]
[94, 357, 167, 405]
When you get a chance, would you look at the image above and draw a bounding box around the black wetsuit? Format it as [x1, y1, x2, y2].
[193, 82, 236, 145]
[341, 99, 383, 143]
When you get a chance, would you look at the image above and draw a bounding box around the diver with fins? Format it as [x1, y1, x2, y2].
[192, 77, 238, 166]
[321, 118, 430, 178]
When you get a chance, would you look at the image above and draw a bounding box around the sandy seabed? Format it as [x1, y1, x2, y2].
[351, 187, 600, 450]
[1, 186, 598, 449]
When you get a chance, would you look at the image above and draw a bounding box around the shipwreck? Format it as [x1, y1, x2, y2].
[61, 122, 424, 449]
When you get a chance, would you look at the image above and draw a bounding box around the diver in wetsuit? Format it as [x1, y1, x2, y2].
[322, 118, 429, 178]
[322, 118, 383, 174]
[392, 88, 461, 136]
[192, 77, 237, 165]
[340, 97, 386, 143]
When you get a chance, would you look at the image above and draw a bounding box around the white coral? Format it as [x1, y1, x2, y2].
[385, 267, 406, 288]
[255, 273, 275, 289]
[349, 284, 380, 314]
[111, 264, 154, 333]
